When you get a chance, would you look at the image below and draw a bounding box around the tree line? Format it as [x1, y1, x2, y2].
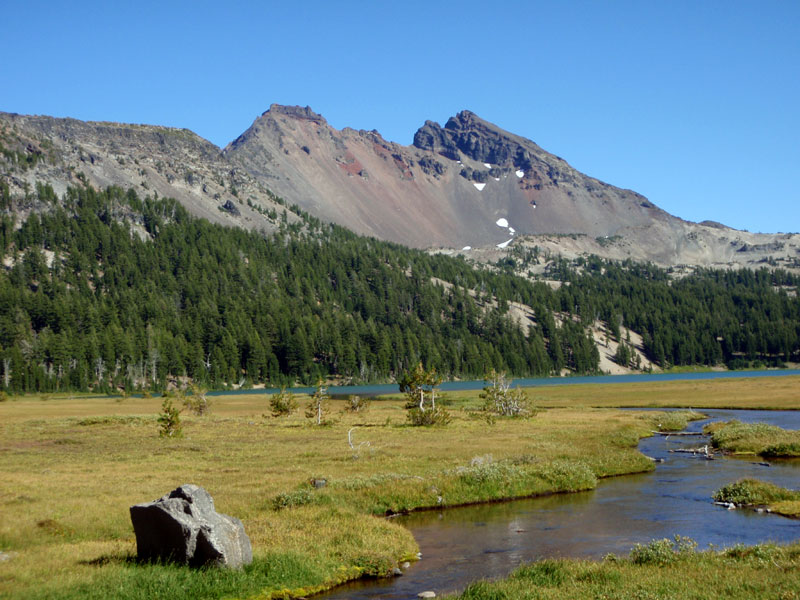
[0, 183, 797, 393]
[0, 184, 599, 392]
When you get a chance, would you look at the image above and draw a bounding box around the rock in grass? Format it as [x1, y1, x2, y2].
[418, 592, 436, 598]
[130, 484, 252, 568]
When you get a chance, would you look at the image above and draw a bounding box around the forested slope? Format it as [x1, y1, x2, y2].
[0, 183, 797, 393]
[0, 184, 599, 392]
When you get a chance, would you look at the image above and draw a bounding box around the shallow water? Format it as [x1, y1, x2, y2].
[319, 409, 800, 599]
[211, 369, 800, 397]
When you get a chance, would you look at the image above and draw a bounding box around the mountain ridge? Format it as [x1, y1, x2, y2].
[2, 106, 799, 271]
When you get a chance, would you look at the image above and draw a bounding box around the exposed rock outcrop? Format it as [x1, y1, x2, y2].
[130, 484, 252, 568]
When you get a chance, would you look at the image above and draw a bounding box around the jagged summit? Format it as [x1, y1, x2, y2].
[414, 109, 551, 169]
[262, 104, 327, 123]
[2, 106, 798, 269]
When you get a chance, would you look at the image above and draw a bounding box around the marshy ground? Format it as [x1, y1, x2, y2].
[0, 376, 798, 599]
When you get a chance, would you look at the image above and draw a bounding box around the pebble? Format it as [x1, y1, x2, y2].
[392, 567, 403, 576]
[401, 561, 411, 568]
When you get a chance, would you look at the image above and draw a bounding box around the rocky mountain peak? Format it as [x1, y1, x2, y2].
[413, 110, 545, 169]
[263, 104, 326, 124]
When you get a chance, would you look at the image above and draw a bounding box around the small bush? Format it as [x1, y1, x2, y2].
[534, 459, 597, 491]
[157, 398, 182, 438]
[343, 395, 370, 413]
[629, 536, 697, 565]
[761, 442, 800, 458]
[457, 460, 523, 486]
[182, 385, 211, 416]
[0, 390, 8, 402]
[725, 543, 783, 562]
[407, 407, 451, 426]
[269, 388, 298, 417]
[650, 409, 703, 432]
[713, 479, 800, 505]
[480, 370, 537, 419]
[272, 488, 316, 511]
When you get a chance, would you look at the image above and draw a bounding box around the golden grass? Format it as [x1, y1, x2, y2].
[0, 375, 798, 599]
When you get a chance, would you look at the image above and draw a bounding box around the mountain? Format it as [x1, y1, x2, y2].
[0, 111, 297, 232]
[223, 105, 800, 270]
[2, 107, 798, 270]
[223, 105, 667, 247]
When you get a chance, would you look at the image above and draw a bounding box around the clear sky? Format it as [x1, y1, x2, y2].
[2, 1, 798, 233]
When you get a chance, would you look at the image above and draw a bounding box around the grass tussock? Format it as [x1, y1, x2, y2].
[704, 420, 800, 457]
[714, 479, 800, 518]
[1, 376, 798, 599]
[647, 409, 705, 432]
[447, 539, 800, 600]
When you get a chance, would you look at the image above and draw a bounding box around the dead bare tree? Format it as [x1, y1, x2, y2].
[3, 358, 11, 388]
[347, 427, 371, 460]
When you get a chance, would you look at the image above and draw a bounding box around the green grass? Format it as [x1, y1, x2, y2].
[1, 376, 799, 599]
[704, 420, 800, 456]
[714, 479, 800, 518]
[445, 540, 800, 600]
[646, 409, 705, 432]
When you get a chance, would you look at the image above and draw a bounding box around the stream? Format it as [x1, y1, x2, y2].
[319, 409, 800, 599]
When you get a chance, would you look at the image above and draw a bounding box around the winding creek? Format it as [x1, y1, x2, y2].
[319, 409, 800, 599]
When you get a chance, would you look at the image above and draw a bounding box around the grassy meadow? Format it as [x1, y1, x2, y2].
[444, 539, 800, 600]
[0, 375, 798, 599]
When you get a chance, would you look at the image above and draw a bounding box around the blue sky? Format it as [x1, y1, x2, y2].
[2, 1, 798, 233]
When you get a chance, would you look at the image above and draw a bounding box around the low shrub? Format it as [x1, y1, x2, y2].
[629, 536, 697, 565]
[407, 407, 451, 426]
[705, 420, 800, 456]
[761, 442, 800, 458]
[649, 409, 704, 432]
[343, 395, 370, 413]
[272, 488, 316, 510]
[269, 388, 298, 417]
[157, 398, 182, 438]
[713, 478, 800, 505]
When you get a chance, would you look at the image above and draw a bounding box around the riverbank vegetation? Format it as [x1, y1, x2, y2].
[648, 409, 704, 432]
[704, 420, 800, 457]
[444, 539, 800, 599]
[714, 479, 800, 518]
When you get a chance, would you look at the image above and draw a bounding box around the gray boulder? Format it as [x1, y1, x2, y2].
[130, 484, 252, 568]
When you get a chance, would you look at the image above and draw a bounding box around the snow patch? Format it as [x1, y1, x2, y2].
[495, 218, 509, 228]
[496, 238, 513, 249]
[509, 227, 515, 234]
[515, 170, 525, 178]
[484, 163, 492, 168]
[461, 246, 472, 251]
[493, 177, 500, 181]
[473, 182, 486, 191]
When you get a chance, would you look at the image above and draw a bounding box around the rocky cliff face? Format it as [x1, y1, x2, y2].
[0, 112, 295, 232]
